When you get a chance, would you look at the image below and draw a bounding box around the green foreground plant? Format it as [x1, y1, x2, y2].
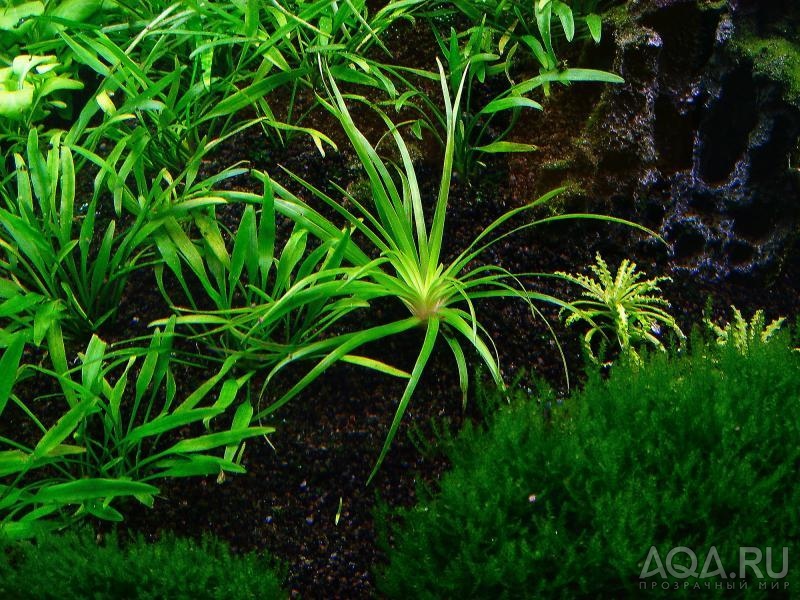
[557, 252, 684, 364]
[0, 528, 286, 599]
[377, 331, 800, 597]
[0, 321, 272, 539]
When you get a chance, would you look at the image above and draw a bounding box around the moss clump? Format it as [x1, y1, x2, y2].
[731, 34, 800, 107]
[0, 528, 287, 599]
[376, 332, 800, 598]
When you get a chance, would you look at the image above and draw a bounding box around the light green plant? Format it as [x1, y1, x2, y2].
[0, 0, 122, 159]
[151, 177, 388, 373]
[0, 319, 273, 540]
[0, 54, 82, 120]
[0, 0, 111, 50]
[704, 305, 786, 354]
[0, 130, 163, 336]
[246, 63, 650, 481]
[558, 253, 683, 364]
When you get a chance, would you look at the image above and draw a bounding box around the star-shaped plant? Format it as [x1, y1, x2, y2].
[558, 253, 684, 365]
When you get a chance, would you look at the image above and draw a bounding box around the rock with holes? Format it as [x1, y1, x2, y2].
[584, 0, 800, 280]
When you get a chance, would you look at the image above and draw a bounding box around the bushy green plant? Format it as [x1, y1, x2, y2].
[152, 177, 386, 372]
[558, 252, 683, 364]
[244, 63, 648, 481]
[704, 304, 785, 354]
[377, 333, 800, 597]
[0, 130, 165, 336]
[0, 320, 272, 539]
[0, 528, 286, 599]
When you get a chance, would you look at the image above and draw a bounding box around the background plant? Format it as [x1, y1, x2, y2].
[373, 20, 622, 184]
[0, 54, 83, 150]
[1, 0, 341, 179]
[0, 0, 132, 165]
[0, 130, 166, 337]
[58, 3, 334, 176]
[557, 252, 684, 365]
[377, 331, 800, 597]
[263, 0, 426, 128]
[430, 0, 606, 72]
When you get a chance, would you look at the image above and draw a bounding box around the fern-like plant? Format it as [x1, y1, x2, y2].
[557, 253, 683, 364]
[704, 305, 785, 354]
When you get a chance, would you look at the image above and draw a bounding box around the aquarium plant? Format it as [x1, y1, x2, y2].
[558, 253, 683, 364]
[377, 332, 800, 597]
[0, 528, 286, 599]
[245, 62, 649, 481]
[704, 304, 786, 354]
[0, 320, 272, 538]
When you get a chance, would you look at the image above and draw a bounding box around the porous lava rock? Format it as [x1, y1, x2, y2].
[581, 0, 800, 280]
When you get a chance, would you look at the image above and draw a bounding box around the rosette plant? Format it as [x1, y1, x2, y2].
[250, 60, 648, 481]
[557, 253, 684, 364]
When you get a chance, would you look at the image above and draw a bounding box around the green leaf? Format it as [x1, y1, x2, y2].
[153, 455, 246, 479]
[0, 333, 26, 417]
[0, 450, 32, 477]
[58, 146, 76, 243]
[0, 2, 44, 32]
[32, 397, 99, 459]
[164, 427, 274, 454]
[586, 14, 602, 43]
[475, 141, 538, 153]
[203, 378, 244, 428]
[37, 75, 83, 97]
[444, 335, 469, 410]
[257, 178, 276, 286]
[223, 401, 255, 463]
[553, 1, 575, 41]
[29, 479, 159, 504]
[80, 335, 107, 393]
[519, 35, 550, 70]
[123, 408, 223, 446]
[83, 502, 124, 522]
[479, 96, 543, 115]
[201, 71, 300, 122]
[368, 319, 440, 484]
[230, 206, 256, 290]
[26, 129, 50, 206]
[0, 87, 34, 117]
[340, 355, 410, 378]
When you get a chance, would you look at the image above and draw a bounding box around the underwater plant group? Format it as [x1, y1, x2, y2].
[1, 0, 797, 596]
